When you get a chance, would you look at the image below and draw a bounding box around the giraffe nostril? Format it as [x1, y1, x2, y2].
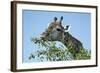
[56, 28, 61, 31]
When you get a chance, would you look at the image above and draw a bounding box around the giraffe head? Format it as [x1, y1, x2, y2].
[41, 16, 67, 41]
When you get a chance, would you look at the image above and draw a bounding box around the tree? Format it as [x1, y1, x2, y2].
[29, 37, 91, 62]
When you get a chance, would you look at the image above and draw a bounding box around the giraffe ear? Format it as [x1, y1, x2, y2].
[66, 25, 71, 31]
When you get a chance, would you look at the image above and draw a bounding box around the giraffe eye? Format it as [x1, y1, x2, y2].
[57, 28, 61, 31]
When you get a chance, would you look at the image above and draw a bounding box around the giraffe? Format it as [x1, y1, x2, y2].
[40, 16, 83, 58]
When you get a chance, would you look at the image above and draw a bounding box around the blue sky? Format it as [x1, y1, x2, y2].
[22, 10, 91, 63]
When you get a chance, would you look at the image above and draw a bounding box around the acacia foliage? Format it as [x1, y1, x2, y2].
[29, 38, 91, 62]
